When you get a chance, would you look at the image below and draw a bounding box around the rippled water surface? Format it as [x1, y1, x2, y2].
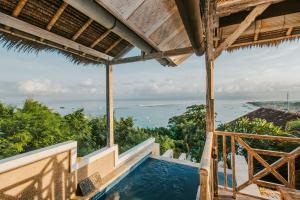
[95, 158, 199, 200]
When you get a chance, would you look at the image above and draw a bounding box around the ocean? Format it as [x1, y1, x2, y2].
[37, 99, 258, 128]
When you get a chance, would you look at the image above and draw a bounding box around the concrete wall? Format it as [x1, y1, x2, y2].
[0, 141, 77, 200]
[0, 138, 156, 200]
[77, 145, 118, 183]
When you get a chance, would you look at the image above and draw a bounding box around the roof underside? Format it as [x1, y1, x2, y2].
[0, 0, 299, 65]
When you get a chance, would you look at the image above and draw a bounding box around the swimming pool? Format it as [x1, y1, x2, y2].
[92, 158, 231, 200]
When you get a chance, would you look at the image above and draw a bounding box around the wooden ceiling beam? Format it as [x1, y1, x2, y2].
[175, 0, 205, 56]
[90, 30, 111, 48]
[105, 38, 122, 54]
[286, 27, 293, 36]
[0, 27, 104, 64]
[217, 0, 284, 17]
[111, 47, 193, 65]
[0, 12, 111, 61]
[12, 0, 28, 17]
[220, 12, 300, 39]
[254, 20, 262, 41]
[72, 18, 93, 41]
[215, 3, 270, 59]
[46, 2, 68, 31]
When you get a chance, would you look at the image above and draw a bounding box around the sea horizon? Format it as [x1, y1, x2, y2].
[0, 97, 262, 128]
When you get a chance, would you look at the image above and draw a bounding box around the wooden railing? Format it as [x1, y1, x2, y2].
[214, 131, 300, 198]
[199, 132, 215, 200]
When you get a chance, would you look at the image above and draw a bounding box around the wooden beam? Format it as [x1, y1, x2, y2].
[0, 27, 104, 64]
[0, 12, 111, 60]
[46, 2, 68, 31]
[217, 0, 283, 17]
[286, 27, 293, 36]
[72, 18, 93, 41]
[175, 0, 205, 55]
[90, 30, 111, 48]
[254, 20, 262, 41]
[106, 63, 114, 147]
[215, 3, 270, 58]
[105, 38, 122, 54]
[111, 47, 193, 65]
[12, 0, 28, 17]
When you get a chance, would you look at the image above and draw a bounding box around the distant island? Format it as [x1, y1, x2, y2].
[248, 101, 300, 113]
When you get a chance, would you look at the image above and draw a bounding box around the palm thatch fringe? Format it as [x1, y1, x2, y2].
[0, 32, 103, 66]
[227, 36, 300, 52]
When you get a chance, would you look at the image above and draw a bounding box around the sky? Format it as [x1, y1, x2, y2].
[0, 40, 300, 104]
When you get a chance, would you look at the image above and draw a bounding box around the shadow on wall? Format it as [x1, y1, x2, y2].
[0, 152, 76, 200]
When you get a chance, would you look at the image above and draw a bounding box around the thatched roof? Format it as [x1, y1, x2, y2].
[229, 108, 300, 129]
[0, 0, 133, 65]
[218, 0, 300, 51]
[0, 0, 300, 65]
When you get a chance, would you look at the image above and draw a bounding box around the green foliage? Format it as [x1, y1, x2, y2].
[286, 119, 300, 137]
[0, 99, 178, 159]
[0, 100, 207, 161]
[163, 105, 207, 161]
[1, 99, 296, 166]
[218, 117, 297, 156]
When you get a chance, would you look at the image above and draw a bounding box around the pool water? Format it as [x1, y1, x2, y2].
[94, 158, 199, 200]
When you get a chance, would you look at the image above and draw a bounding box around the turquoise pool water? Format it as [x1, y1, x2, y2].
[92, 158, 232, 200]
[93, 158, 199, 200]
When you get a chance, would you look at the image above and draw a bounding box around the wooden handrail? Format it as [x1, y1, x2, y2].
[214, 131, 300, 197]
[215, 131, 300, 143]
[199, 132, 214, 200]
[200, 132, 214, 172]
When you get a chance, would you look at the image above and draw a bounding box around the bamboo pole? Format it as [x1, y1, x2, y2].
[12, 0, 28, 17]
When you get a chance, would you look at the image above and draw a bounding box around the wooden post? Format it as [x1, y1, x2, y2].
[106, 62, 114, 147]
[248, 153, 254, 180]
[288, 158, 295, 188]
[223, 135, 228, 188]
[231, 136, 237, 199]
[204, 0, 217, 196]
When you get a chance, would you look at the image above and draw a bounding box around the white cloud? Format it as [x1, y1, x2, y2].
[18, 80, 68, 95]
[80, 79, 94, 87]
[78, 79, 101, 95]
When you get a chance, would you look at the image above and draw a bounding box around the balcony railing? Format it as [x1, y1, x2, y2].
[199, 131, 300, 200]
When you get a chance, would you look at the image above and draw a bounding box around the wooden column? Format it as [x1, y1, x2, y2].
[204, 0, 217, 197]
[106, 62, 114, 147]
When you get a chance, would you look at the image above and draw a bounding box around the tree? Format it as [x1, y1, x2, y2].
[166, 105, 207, 161]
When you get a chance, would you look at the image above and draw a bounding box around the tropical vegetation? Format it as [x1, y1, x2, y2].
[0, 99, 298, 163]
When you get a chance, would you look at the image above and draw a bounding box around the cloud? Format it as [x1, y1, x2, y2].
[78, 79, 102, 95]
[18, 80, 68, 95]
